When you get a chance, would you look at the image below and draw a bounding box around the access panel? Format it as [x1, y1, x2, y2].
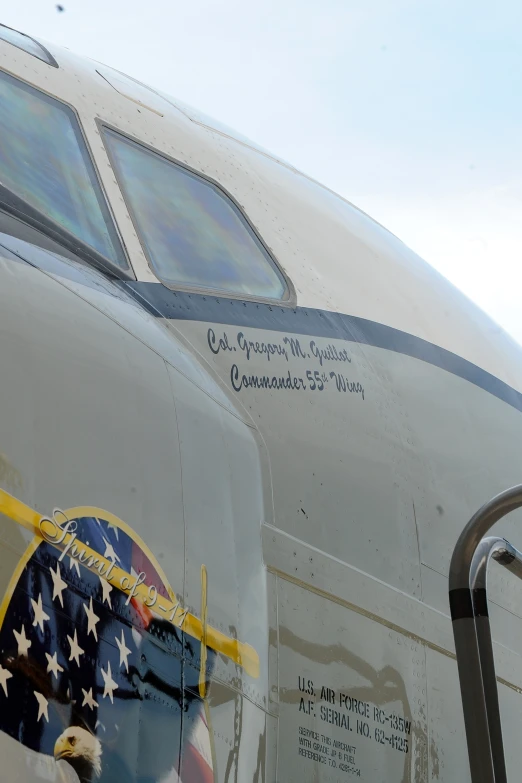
[276, 577, 427, 782]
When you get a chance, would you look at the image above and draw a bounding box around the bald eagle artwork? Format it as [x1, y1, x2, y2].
[54, 726, 102, 782]
[0, 512, 215, 783]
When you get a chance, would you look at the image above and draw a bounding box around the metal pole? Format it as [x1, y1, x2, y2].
[469, 538, 513, 783]
[449, 484, 522, 783]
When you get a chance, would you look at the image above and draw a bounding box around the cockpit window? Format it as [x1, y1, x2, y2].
[0, 70, 127, 269]
[102, 128, 289, 300]
[0, 25, 58, 68]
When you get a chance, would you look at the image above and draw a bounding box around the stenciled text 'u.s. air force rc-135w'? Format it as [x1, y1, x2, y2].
[1, 21, 522, 783]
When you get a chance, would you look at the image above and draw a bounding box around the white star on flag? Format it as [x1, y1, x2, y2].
[102, 536, 121, 564]
[13, 624, 31, 657]
[67, 629, 84, 665]
[82, 687, 98, 710]
[0, 665, 12, 697]
[69, 556, 81, 577]
[31, 593, 50, 632]
[34, 691, 49, 722]
[49, 563, 68, 607]
[45, 651, 64, 680]
[106, 521, 119, 540]
[115, 630, 132, 673]
[83, 597, 100, 641]
[101, 661, 118, 703]
[98, 574, 113, 608]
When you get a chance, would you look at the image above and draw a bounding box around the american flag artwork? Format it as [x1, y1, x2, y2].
[0, 505, 216, 783]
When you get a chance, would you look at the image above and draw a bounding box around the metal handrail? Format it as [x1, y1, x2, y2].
[449, 485, 522, 783]
[468, 537, 522, 783]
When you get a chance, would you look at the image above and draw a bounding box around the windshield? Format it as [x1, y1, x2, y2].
[0, 69, 127, 269]
[103, 128, 288, 299]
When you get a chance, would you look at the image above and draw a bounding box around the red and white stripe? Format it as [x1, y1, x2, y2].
[180, 708, 214, 783]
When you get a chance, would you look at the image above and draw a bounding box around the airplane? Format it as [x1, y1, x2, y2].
[0, 20, 520, 783]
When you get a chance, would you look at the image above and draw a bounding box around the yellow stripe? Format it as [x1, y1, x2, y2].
[0, 489, 259, 679]
[199, 564, 208, 699]
[199, 565, 217, 779]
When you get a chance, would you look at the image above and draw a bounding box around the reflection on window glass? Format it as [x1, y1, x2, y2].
[103, 128, 287, 299]
[0, 25, 57, 67]
[0, 70, 127, 268]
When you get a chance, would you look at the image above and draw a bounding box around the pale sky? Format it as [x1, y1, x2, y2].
[3, 1, 522, 342]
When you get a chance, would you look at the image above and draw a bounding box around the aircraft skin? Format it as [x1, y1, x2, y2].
[0, 24, 521, 783]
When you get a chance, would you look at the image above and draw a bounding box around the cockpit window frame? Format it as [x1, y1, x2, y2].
[0, 69, 135, 281]
[98, 120, 296, 306]
[0, 25, 59, 69]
